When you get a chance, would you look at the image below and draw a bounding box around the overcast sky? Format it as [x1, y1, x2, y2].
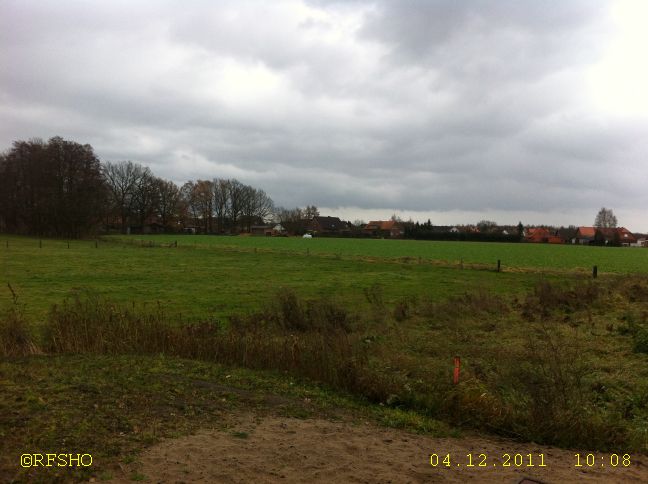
[1, 0, 647, 230]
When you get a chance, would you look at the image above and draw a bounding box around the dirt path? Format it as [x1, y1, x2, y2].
[109, 413, 648, 483]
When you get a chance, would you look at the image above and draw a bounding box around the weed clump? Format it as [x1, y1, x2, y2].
[522, 280, 601, 319]
[44, 293, 174, 354]
[0, 285, 39, 357]
[0, 305, 38, 357]
[269, 288, 353, 333]
[425, 289, 508, 323]
[41, 290, 367, 394]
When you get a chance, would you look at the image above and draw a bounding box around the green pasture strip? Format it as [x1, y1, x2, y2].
[107, 234, 648, 274]
[1, 235, 557, 323]
[0, 354, 450, 482]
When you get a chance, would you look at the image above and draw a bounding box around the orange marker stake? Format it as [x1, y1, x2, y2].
[453, 356, 461, 384]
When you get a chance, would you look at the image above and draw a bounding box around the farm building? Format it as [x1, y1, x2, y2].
[250, 225, 273, 236]
[363, 220, 405, 238]
[273, 224, 287, 236]
[309, 216, 350, 236]
[525, 227, 563, 244]
[574, 226, 596, 244]
[250, 224, 287, 236]
[574, 226, 637, 246]
[594, 227, 637, 246]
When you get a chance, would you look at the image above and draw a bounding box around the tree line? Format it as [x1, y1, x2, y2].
[0, 137, 276, 237]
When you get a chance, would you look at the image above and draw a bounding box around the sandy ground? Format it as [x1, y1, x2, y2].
[108, 413, 648, 484]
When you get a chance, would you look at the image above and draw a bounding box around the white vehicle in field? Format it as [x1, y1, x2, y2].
[303, 233, 313, 238]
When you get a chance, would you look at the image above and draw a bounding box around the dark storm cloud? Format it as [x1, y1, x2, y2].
[1, 0, 647, 229]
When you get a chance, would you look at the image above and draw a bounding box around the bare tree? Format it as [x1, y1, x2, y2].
[131, 169, 158, 230]
[594, 207, 617, 228]
[103, 161, 150, 233]
[304, 205, 319, 219]
[253, 188, 274, 222]
[180, 181, 199, 228]
[193, 180, 215, 233]
[275, 206, 305, 235]
[240, 186, 274, 231]
[153, 178, 181, 231]
[477, 220, 498, 233]
[240, 184, 256, 232]
[213, 178, 230, 233]
[227, 179, 245, 233]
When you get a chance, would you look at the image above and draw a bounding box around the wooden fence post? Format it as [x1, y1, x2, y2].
[497, 259, 501, 272]
[593, 265, 598, 279]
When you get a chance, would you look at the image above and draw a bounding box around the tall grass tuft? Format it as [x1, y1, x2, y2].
[0, 285, 39, 357]
[42, 290, 371, 395]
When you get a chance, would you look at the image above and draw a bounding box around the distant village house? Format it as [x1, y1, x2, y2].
[363, 220, 404, 238]
[524, 227, 563, 244]
[309, 216, 351, 236]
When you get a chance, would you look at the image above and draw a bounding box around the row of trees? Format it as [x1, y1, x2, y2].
[0, 137, 106, 238]
[274, 205, 320, 235]
[178, 178, 274, 234]
[0, 137, 277, 237]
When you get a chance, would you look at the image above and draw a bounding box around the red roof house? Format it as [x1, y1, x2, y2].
[363, 220, 405, 238]
[574, 226, 596, 244]
[595, 227, 637, 246]
[525, 227, 564, 244]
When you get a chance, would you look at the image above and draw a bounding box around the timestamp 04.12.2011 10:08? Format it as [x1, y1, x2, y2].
[429, 453, 633, 469]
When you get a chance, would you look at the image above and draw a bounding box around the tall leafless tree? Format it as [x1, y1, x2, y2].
[153, 178, 181, 231]
[594, 207, 618, 228]
[103, 161, 150, 233]
[131, 169, 158, 230]
[275, 206, 305, 235]
[227, 179, 245, 233]
[213, 178, 230, 234]
[240, 186, 274, 232]
[180, 181, 199, 228]
[304, 205, 319, 219]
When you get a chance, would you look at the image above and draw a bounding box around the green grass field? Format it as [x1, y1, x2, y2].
[113, 234, 648, 273]
[4, 234, 645, 322]
[0, 234, 588, 322]
[2, 234, 648, 481]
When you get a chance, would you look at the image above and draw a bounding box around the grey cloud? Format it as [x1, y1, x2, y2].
[1, 0, 647, 230]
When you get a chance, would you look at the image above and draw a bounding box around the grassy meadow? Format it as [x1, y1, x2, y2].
[2, 234, 648, 481]
[113, 234, 648, 273]
[0, 234, 576, 322]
